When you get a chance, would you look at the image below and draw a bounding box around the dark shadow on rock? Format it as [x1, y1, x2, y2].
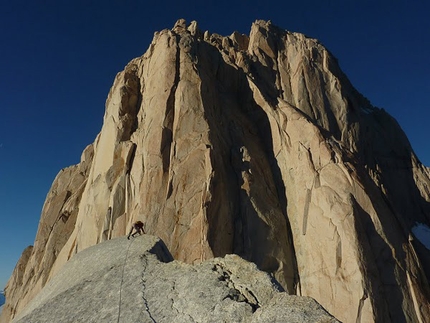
[147, 239, 174, 263]
[193, 38, 299, 293]
[351, 114, 430, 321]
[350, 195, 402, 322]
[357, 108, 430, 285]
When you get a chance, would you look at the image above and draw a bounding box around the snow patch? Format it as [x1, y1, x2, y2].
[412, 223, 430, 250]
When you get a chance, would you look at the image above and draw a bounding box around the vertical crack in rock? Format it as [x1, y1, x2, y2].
[119, 64, 142, 142]
[355, 291, 368, 323]
[169, 280, 180, 314]
[140, 255, 157, 323]
[47, 191, 72, 236]
[313, 171, 321, 189]
[334, 227, 342, 274]
[302, 188, 311, 236]
[123, 143, 137, 225]
[100, 207, 113, 242]
[297, 68, 313, 119]
[161, 35, 180, 174]
[126, 143, 137, 174]
[318, 71, 341, 140]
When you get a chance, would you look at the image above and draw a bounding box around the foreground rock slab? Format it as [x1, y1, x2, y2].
[12, 235, 338, 323]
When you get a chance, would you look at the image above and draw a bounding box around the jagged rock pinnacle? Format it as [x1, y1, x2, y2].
[2, 20, 430, 323]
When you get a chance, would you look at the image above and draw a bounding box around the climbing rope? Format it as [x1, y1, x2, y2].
[117, 237, 134, 323]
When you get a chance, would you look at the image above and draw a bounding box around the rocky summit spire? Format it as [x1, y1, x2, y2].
[2, 19, 430, 323]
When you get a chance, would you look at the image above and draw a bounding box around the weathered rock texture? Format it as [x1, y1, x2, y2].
[2, 19, 430, 323]
[11, 235, 339, 323]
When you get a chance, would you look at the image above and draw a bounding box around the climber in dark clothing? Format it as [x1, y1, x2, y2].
[127, 221, 145, 239]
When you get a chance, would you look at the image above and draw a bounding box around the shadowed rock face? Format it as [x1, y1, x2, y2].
[2, 19, 430, 323]
[11, 235, 339, 323]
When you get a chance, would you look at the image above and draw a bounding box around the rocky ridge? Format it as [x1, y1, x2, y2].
[1, 19, 430, 323]
[11, 235, 339, 323]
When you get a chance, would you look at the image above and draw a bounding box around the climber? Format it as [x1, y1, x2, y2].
[127, 220, 145, 239]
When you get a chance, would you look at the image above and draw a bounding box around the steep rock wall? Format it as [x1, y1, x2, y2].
[2, 19, 430, 323]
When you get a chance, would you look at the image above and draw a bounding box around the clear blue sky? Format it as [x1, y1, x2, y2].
[1, 0, 429, 290]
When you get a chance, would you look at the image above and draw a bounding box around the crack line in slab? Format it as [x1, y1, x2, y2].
[140, 255, 157, 323]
